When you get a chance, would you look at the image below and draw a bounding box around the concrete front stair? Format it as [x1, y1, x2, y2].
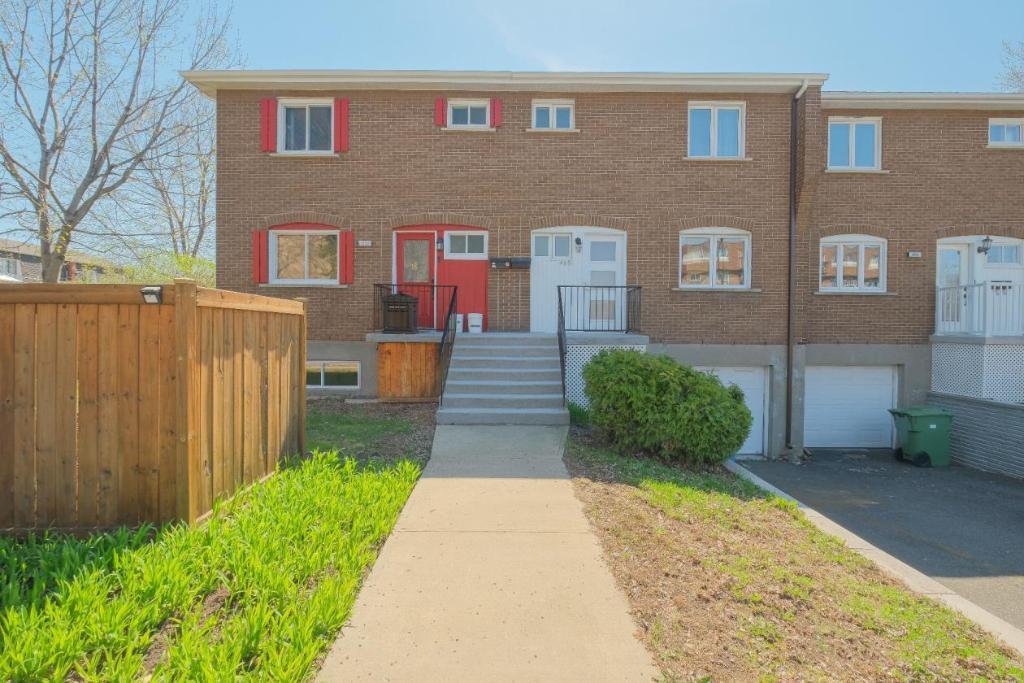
[438, 334, 569, 425]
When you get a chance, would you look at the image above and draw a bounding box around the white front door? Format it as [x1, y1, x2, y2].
[936, 244, 970, 331]
[804, 366, 897, 448]
[530, 228, 626, 333]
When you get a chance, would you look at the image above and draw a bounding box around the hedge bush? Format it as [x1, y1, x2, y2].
[582, 349, 752, 465]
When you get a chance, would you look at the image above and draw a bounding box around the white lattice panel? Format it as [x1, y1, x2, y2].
[565, 344, 646, 406]
[982, 344, 1024, 403]
[932, 342, 1024, 404]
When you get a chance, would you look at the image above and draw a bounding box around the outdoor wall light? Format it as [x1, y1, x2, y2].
[436, 237, 444, 251]
[574, 236, 583, 253]
[977, 236, 993, 255]
[140, 286, 163, 304]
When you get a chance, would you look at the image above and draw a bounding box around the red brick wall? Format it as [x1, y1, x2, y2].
[215, 87, 1024, 345]
[798, 103, 1024, 344]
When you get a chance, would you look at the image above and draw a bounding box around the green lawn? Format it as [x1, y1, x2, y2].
[306, 406, 412, 454]
[567, 435, 1024, 681]
[0, 408, 423, 681]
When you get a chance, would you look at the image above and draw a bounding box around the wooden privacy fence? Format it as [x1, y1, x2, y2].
[0, 280, 307, 531]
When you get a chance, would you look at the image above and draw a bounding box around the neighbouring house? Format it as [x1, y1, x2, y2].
[0, 237, 116, 283]
[184, 69, 1024, 476]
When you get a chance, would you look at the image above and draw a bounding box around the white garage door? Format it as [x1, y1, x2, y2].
[804, 366, 897, 448]
[696, 367, 766, 456]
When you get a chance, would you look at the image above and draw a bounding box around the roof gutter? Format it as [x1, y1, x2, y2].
[181, 69, 830, 98]
[785, 80, 807, 459]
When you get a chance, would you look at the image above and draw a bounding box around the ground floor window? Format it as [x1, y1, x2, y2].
[306, 360, 360, 389]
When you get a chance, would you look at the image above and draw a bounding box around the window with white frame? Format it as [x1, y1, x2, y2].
[819, 235, 887, 292]
[448, 99, 489, 128]
[278, 99, 333, 153]
[269, 229, 339, 284]
[678, 228, 751, 289]
[688, 102, 745, 158]
[988, 118, 1024, 147]
[987, 243, 1022, 265]
[0, 256, 21, 279]
[445, 231, 488, 259]
[533, 233, 572, 259]
[532, 100, 574, 130]
[306, 360, 360, 389]
[828, 117, 881, 170]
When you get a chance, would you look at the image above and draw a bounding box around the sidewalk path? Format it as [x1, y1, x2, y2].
[318, 425, 657, 682]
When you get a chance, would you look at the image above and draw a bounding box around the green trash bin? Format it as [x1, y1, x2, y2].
[888, 406, 954, 467]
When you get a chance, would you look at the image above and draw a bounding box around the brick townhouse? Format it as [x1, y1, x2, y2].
[185, 69, 1024, 474]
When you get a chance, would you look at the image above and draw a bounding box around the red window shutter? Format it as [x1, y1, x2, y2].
[490, 98, 502, 128]
[259, 98, 277, 152]
[340, 231, 354, 285]
[252, 229, 269, 283]
[334, 97, 349, 153]
[434, 97, 447, 127]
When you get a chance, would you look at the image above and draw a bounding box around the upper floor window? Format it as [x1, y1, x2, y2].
[819, 235, 887, 292]
[688, 102, 745, 159]
[278, 99, 333, 153]
[448, 99, 489, 129]
[988, 118, 1024, 147]
[678, 227, 751, 289]
[532, 100, 575, 130]
[828, 117, 881, 171]
[445, 231, 488, 259]
[269, 228, 339, 284]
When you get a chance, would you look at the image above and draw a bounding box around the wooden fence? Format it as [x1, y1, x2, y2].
[0, 280, 307, 531]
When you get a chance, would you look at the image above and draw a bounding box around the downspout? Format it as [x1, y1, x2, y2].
[785, 80, 807, 458]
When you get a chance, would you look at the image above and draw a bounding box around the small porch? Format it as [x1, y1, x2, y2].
[935, 282, 1024, 337]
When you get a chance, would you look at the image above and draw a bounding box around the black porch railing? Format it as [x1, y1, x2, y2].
[373, 283, 458, 332]
[557, 285, 642, 333]
[437, 287, 459, 405]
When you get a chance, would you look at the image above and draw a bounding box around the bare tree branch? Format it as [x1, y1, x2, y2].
[0, 0, 233, 281]
[1001, 41, 1024, 92]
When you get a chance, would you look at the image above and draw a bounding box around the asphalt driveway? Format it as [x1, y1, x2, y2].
[745, 449, 1024, 629]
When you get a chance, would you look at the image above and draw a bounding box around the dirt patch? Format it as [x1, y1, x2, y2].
[306, 398, 435, 467]
[565, 427, 1024, 681]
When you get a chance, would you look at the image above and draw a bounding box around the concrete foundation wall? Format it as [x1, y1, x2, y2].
[307, 340, 379, 398]
[928, 392, 1024, 480]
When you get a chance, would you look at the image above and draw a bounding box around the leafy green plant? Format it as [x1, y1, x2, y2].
[582, 349, 751, 465]
[100, 251, 216, 287]
[0, 452, 419, 681]
[567, 402, 592, 426]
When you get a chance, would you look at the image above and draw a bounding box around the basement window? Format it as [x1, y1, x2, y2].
[306, 361, 360, 389]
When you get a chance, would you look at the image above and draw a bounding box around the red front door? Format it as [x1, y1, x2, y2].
[395, 232, 436, 329]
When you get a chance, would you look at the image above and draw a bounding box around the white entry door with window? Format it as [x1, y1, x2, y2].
[937, 244, 970, 332]
[530, 227, 627, 333]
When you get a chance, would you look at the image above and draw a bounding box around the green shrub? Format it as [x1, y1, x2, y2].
[567, 402, 592, 426]
[582, 349, 752, 465]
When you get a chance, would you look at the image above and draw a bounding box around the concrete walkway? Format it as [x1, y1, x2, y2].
[318, 425, 657, 682]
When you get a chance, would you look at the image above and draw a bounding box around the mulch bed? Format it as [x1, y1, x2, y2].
[565, 426, 1024, 682]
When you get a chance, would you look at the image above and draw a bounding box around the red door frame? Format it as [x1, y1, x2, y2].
[394, 225, 489, 331]
[395, 231, 437, 329]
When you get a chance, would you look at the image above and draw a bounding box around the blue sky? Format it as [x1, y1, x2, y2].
[228, 0, 1024, 91]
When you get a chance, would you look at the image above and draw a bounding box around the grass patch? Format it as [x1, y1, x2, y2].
[567, 432, 1024, 681]
[306, 407, 412, 454]
[1, 402, 432, 681]
[0, 453, 418, 681]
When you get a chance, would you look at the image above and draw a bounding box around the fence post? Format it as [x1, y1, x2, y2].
[296, 297, 308, 457]
[174, 279, 199, 523]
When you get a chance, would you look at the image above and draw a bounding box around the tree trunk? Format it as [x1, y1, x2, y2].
[41, 250, 65, 282]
